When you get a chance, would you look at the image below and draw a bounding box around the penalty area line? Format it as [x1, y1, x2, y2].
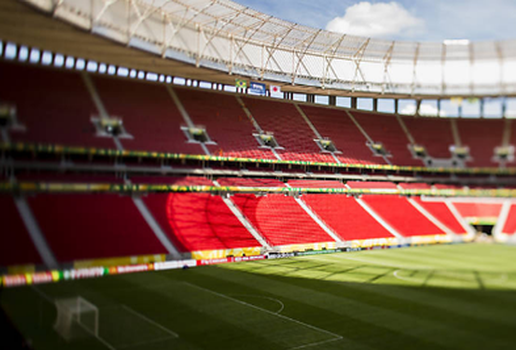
[183, 282, 343, 349]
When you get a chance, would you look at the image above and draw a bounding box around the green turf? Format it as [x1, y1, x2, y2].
[3, 243, 516, 350]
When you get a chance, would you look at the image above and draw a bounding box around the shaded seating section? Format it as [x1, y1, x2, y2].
[92, 75, 203, 154]
[242, 98, 335, 163]
[452, 202, 502, 222]
[456, 119, 504, 167]
[300, 106, 383, 165]
[300, 194, 395, 240]
[175, 89, 275, 159]
[403, 118, 454, 159]
[501, 205, 516, 234]
[27, 194, 167, 262]
[0, 61, 114, 149]
[350, 111, 423, 166]
[412, 198, 467, 234]
[0, 196, 42, 267]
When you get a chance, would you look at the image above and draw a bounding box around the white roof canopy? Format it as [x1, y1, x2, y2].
[21, 0, 516, 97]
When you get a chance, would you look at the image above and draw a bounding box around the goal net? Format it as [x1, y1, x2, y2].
[54, 297, 99, 341]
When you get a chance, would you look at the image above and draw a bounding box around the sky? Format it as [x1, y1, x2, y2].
[233, 0, 516, 42]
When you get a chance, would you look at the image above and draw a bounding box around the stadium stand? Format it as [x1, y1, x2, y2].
[456, 119, 504, 167]
[452, 202, 503, 221]
[347, 181, 444, 236]
[0, 195, 42, 267]
[349, 111, 423, 166]
[27, 194, 168, 262]
[501, 204, 516, 234]
[300, 105, 385, 164]
[92, 75, 203, 154]
[241, 98, 336, 162]
[160, 192, 261, 251]
[361, 195, 444, 236]
[219, 178, 334, 246]
[412, 198, 468, 234]
[403, 118, 454, 159]
[175, 88, 276, 159]
[0, 61, 115, 149]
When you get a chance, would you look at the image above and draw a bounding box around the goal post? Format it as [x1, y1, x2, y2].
[54, 297, 99, 341]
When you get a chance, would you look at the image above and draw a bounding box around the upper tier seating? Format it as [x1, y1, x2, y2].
[175, 89, 275, 159]
[27, 194, 168, 262]
[350, 111, 423, 166]
[300, 106, 384, 165]
[0, 196, 42, 267]
[0, 62, 115, 149]
[93, 76, 203, 154]
[403, 118, 454, 159]
[242, 98, 336, 163]
[456, 119, 504, 167]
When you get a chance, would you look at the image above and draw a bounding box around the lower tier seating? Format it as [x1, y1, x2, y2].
[301, 195, 395, 240]
[412, 198, 468, 234]
[0, 196, 42, 267]
[452, 203, 502, 221]
[147, 192, 261, 252]
[501, 205, 516, 234]
[27, 194, 168, 262]
[230, 193, 335, 246]
[362, 195, 444, 237]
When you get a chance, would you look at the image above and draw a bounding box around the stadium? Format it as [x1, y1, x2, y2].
[1, 0, 516, 348]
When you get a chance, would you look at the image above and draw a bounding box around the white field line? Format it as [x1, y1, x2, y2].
[117, 335, 176, 350]
[229, 294, 285, 314]
[183, 282, 343, 349]
[121, 305, 179, 338]
[393, 269, 419, 283]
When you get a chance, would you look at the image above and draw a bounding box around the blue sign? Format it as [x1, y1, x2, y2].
[249, 81, 266, 95]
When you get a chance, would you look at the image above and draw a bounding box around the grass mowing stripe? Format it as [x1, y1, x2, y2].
[183, 281, 343, 349]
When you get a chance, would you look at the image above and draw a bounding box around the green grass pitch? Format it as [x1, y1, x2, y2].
[3, 243, 516, 350]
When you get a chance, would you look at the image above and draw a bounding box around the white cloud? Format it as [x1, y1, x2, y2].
[326, 2, 424, 38]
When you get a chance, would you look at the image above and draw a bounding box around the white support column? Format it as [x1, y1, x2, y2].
[14, 196, 59, 269]
[284, 183, 342, 242]
[132, 196, 182, 259]
[212, 180, 271, 249]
